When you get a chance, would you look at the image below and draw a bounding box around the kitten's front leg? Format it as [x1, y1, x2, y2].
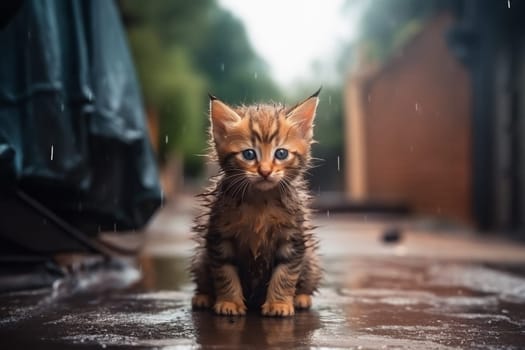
[212, 264, 246, 315]
[208, 236, 246, 316]
[262, 235, 304, 317]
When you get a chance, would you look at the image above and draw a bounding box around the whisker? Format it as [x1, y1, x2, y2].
[232, 179, 247, 199]
[280, 178, 294, 195]
[240, 180, 250, 202]
[224, 176, 247, 197]
[220, 174, 245, 194]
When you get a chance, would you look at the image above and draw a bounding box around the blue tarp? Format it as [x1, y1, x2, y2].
[0, 0, 161, 233]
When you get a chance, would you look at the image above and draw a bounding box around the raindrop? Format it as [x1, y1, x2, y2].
[367, 94, 371, 103]
[87, 90, 92, 101]
[415, 103, 419, 112]
[508, 0, 511, 8]
[50, 145, 54, 160]
[101, 344, 107, 349]
[254, 72, 258, 80]
[410, 145, 414, 153]
[28, 31, 31, 39]
[113, 223, 117, 232]
[326, 210, 330, 217]
[60, 103, 64, 112]
[220, 63, 225, 72]
[337, 156, 340, 172]
[165, 135, 169, 144]
[328, 95, 332, 105]
[160, 189, 164, 208]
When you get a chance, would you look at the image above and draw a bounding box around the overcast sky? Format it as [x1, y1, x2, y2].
[218, 0, 365, 87]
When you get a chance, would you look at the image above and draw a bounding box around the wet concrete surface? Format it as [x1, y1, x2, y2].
[1, 202, 525, 349]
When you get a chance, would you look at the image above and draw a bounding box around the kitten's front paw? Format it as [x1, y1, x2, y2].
[214, 300, 247, 316]
[294, 294, 312, 310]
[192, 294, 212, 309]
[261, 301, 295, 317]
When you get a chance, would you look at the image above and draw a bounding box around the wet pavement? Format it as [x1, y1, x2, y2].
[1, 200, 525, 349]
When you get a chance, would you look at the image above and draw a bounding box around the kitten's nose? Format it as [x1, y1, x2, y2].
[258, 167, 272, 179]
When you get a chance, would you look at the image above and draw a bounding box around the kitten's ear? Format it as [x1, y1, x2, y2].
[209, 94, 241, 141]
[286, 87, 321, 139]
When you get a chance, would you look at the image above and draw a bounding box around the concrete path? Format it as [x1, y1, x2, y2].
[1, 200, 525, 349]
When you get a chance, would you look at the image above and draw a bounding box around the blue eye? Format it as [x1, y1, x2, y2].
[242, 149, 256, 160]
[274, 148, 288, 160]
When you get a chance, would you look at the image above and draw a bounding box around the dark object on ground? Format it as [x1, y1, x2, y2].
[382, 227, 402, 244]
[0, 0, 161, 291]
[0, 1, 24, 29]
[0, 256, 64, 293]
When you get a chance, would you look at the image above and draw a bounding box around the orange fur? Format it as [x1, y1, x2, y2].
[294, 294, 312, 309]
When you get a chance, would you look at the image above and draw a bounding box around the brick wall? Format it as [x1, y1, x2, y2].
[346, 14, 472, 223]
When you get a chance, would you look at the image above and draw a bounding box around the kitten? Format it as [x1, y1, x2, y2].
[191, 89, 322, 317]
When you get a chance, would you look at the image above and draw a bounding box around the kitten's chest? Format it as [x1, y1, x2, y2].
[221, 199, 288, 234]
[219, 198, 291, 256]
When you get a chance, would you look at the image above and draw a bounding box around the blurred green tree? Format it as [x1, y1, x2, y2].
[311, 86, 345, 192]
[119, 0, 279, 176]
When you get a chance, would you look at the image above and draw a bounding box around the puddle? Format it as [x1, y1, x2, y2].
[1, 255, 525, 349]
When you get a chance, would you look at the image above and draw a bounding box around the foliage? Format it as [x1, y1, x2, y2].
[193, 10, 278, 105]
[119, 0, 279, 174]
[311, 85, 345, 191]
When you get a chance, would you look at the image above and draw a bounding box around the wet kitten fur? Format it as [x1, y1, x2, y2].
[191, 90, 322, 317]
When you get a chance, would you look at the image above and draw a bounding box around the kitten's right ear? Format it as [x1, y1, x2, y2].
[209, 95, 241, 141]
[286, 88, 321, 140]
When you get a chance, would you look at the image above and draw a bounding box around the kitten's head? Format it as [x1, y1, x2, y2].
[209, 89, 319, 192]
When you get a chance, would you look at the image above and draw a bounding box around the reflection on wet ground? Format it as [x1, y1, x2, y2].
[1, 208, 525, 349]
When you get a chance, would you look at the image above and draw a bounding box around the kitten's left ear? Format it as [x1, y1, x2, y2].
[286, 87, 321, 139]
